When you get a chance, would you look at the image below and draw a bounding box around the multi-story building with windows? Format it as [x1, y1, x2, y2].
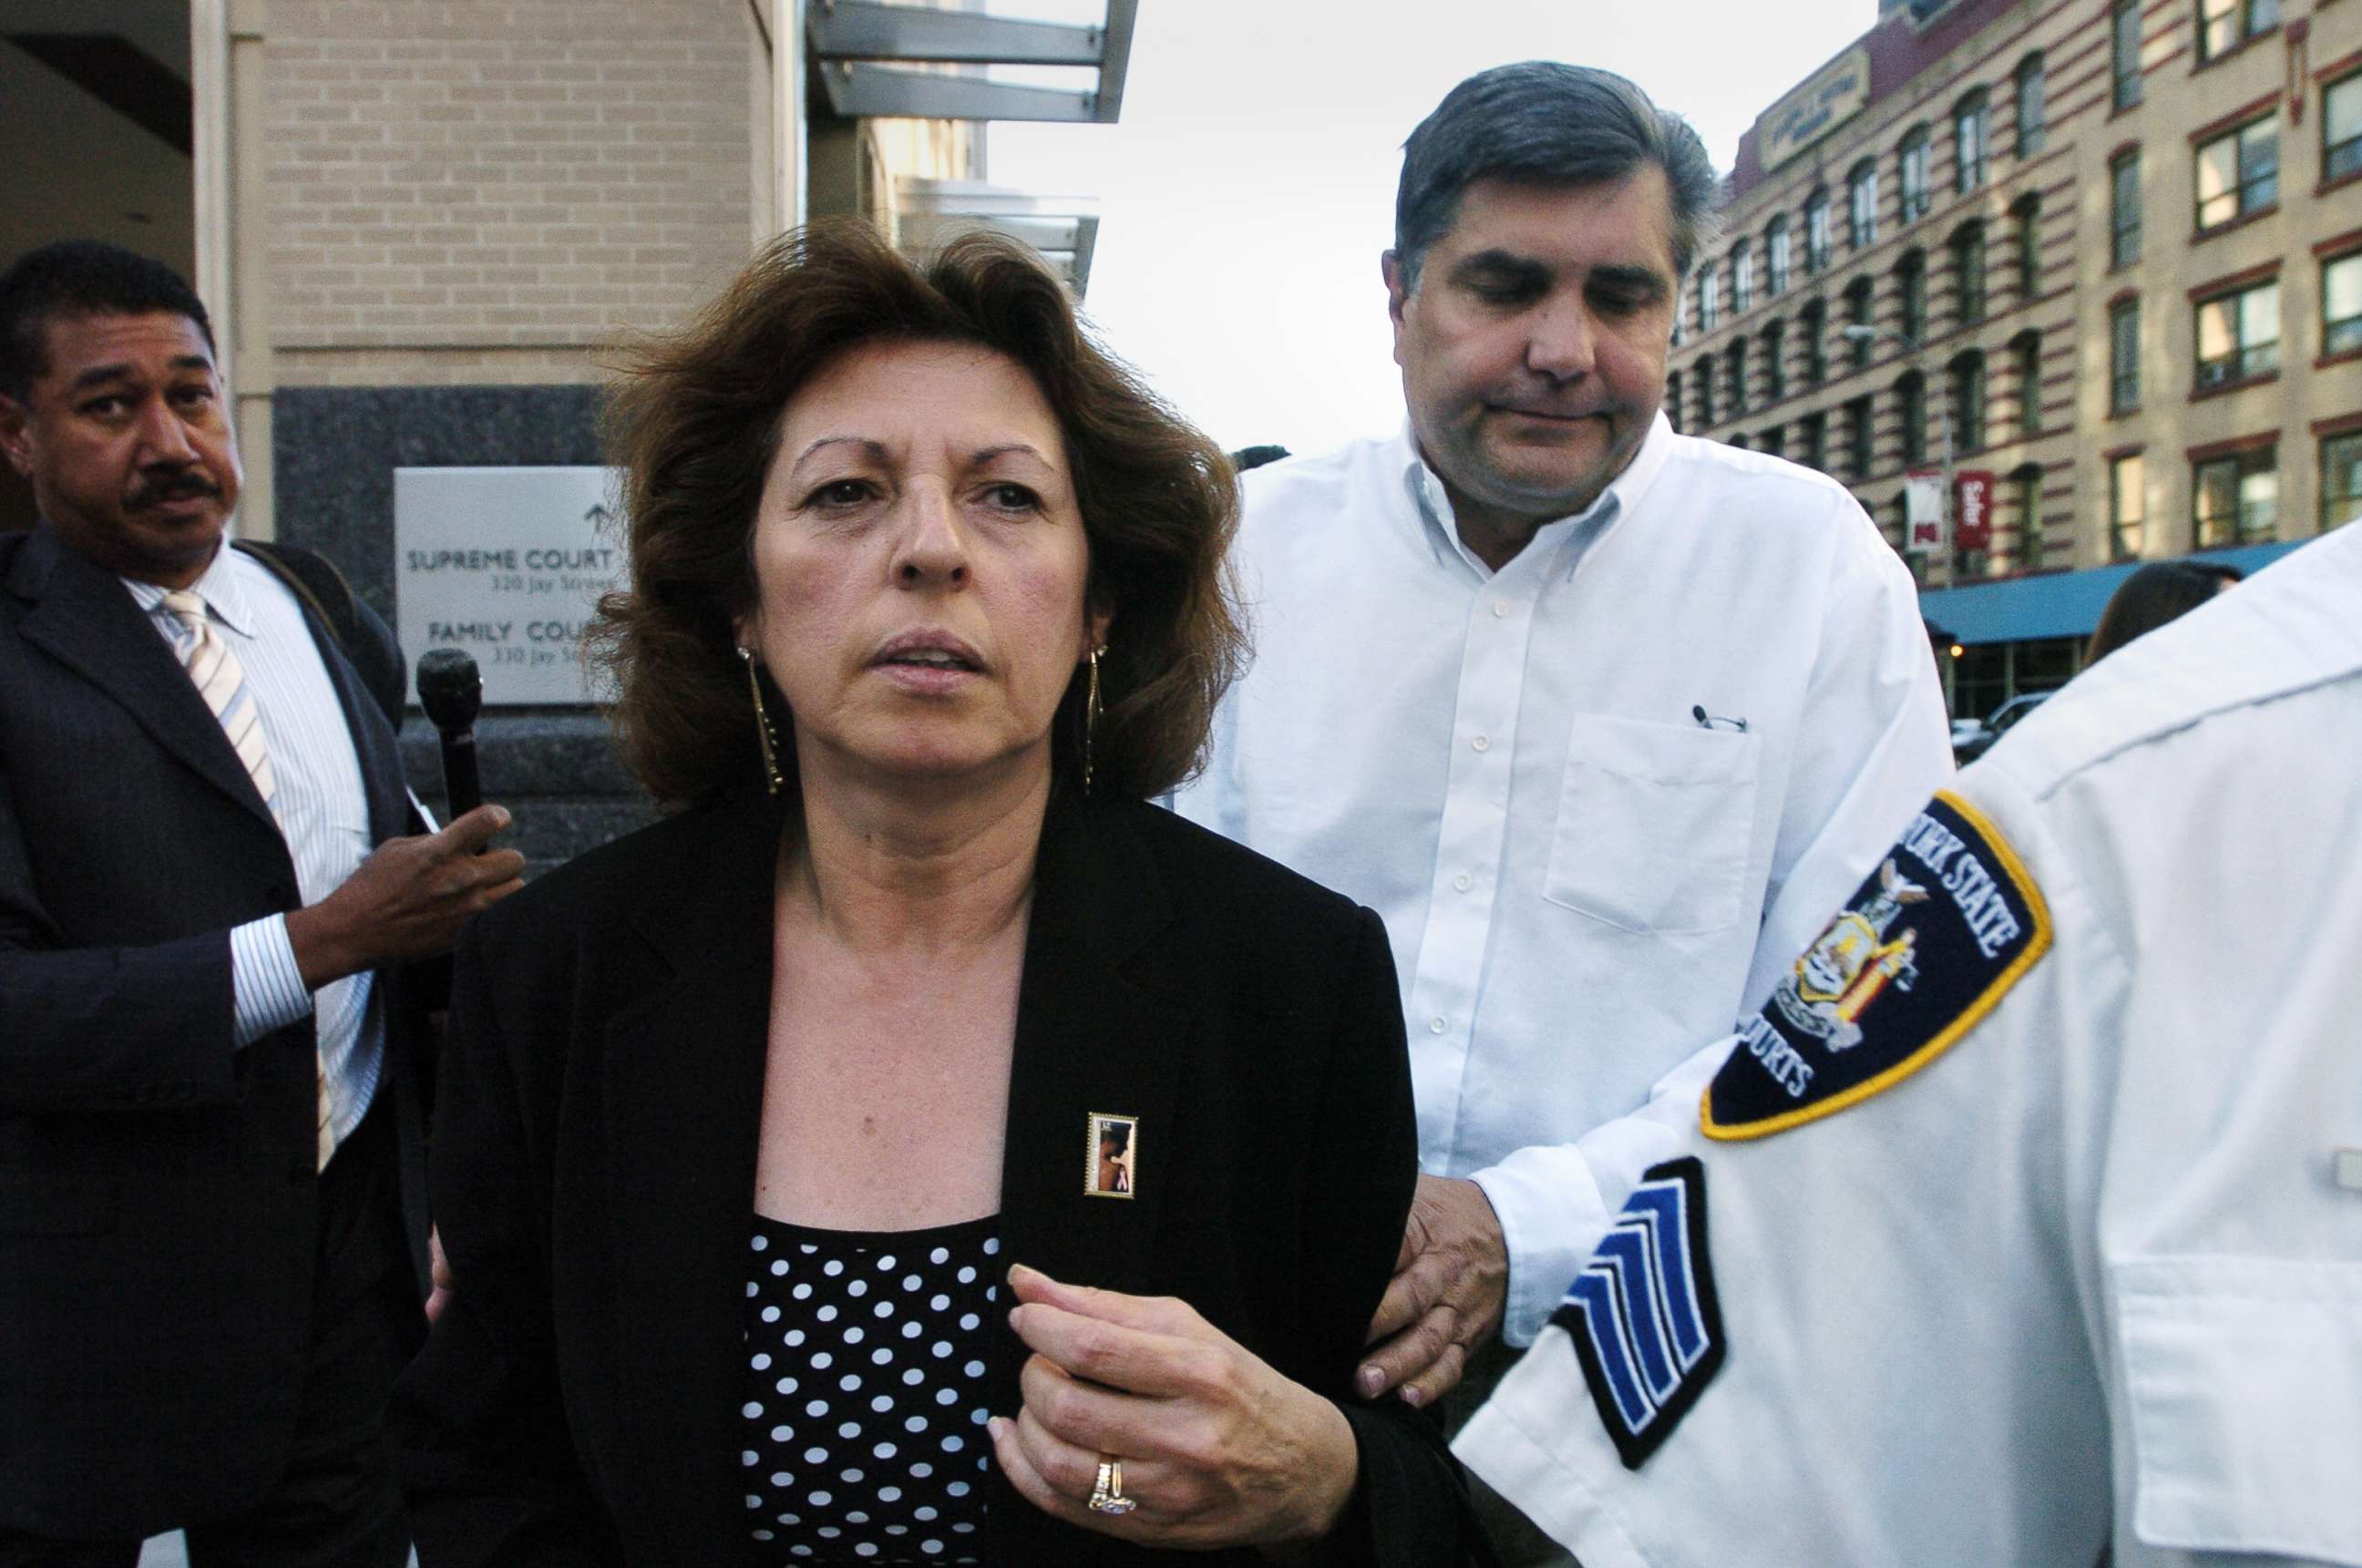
[1668, 0, 2361, 717]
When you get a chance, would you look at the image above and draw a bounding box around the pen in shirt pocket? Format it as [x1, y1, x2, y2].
[1691, 704, 1749, 733]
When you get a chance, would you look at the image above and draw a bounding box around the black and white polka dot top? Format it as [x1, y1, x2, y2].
[740, 1213, 1001, 1564]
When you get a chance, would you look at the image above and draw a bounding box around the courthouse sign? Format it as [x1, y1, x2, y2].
[394, 466, 628, 706]
[1760, 46, 1871, 171]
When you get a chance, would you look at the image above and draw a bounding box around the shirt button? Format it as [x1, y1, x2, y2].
[1453, 872, 1474, 892]
[1471, 734, 1491, 753]
[1427, 1016, 1448, 1035]
[1492, 601, 1509, 619]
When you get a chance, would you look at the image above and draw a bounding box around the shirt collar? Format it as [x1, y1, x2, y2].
[121, 541, 257, 637]
[1392, 409, 1678, 581]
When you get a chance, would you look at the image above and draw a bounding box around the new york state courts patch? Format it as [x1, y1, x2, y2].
[1704, 790, 2052, 1140]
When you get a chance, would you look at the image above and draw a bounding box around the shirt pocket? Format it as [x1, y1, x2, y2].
[2115, 1257, 2362, 1564]
[1543, 715, 1761, 934]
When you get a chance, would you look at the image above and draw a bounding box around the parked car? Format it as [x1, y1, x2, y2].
[1953, 690, 2057, 764]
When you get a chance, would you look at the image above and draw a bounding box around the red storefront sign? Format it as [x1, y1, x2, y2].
[1954, 470, 1996, 552]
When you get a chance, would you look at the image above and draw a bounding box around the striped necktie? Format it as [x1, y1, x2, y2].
[162, 589, 276, 805]
[162, 589, 337, 1168]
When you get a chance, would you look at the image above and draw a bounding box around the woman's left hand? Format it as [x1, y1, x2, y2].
[988, 1264, 1360, 1552]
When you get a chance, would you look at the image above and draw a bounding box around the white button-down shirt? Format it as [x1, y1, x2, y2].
[1461, 524, 2362, 1568]
[1172, 415, 1952, 1340]
[127, 544, 383, 1146]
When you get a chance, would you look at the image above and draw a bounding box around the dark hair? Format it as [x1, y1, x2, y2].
[0, 241, 215, 403]
[1099, 1122, 1131, 1153]
[2086, 560, 2244, 663]
[592, 220, 1244, 811]
[1394, 62, 1721, 288]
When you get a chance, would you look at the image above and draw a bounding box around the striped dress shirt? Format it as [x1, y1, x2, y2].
[124, 544, 384, 1150]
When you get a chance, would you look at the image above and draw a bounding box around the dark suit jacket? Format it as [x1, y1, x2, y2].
[392, 787, 1471, 1565]
[0, 524, 428, 1540]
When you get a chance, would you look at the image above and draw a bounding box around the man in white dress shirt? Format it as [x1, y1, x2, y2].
[1458, 526, 2362, 1568]
[1168, 62, 1951, 1553]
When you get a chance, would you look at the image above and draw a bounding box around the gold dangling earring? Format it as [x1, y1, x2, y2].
[1082, 646, 1103, 797]
[739, 646, 784, 797]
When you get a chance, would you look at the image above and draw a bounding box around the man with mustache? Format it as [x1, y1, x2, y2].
[1168, 63, 1951, 1560]
[0, 241, 524, 1565]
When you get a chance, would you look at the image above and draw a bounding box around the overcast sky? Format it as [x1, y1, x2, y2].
[983, 0, 1874, 455]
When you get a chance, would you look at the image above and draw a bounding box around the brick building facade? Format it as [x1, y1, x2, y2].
[1668, 0, 2361, 716]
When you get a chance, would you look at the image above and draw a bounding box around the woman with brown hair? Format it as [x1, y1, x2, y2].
[390, 222, 1467, 1565]
[2085, 559, 2243, 664]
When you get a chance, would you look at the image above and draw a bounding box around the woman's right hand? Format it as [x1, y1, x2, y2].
[986, 1264, 1361, 1553]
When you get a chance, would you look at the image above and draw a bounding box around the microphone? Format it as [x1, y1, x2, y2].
[416, 650, 484, 819]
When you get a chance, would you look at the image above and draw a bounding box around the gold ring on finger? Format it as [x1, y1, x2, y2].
[1087, 1456, 1137, 1516]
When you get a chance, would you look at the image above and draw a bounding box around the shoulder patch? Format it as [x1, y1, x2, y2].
[1704, 789, 2049, 1140]
[1553, 1156, 1723, 1471]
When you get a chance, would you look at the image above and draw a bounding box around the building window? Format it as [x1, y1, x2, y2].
[1763, 321, 1787, 399]
[1901, 127, 1933, 220]
[2015, 55, 2046, 157]
[2111, 0, 2143, 109]
[2195, 118, 2278, 230]
[1700, 268, 1720, 333]
[2008, 466, 2045, 570]
[1728, 340, 1749, 415]
[1952, 223, 1987, 326]
[2110, 298, 2141, 413]
[1845, 396, 1874, 479]
[2014, 333, 2041, 439]
[1898, 251, 1927, 344]
[1667, 371, 1683, 432]
[1955, 92, 1988, 193]
[1760, 425, 1784, 459]
[1951, 352, 1987, 454]
[2328, 74, 2362, 184]
[1849, 161, 1878, 248]
[2110, 150, 2141, 269]
[2109, 454, 2145, 559]
[2198, 0, 2278, 64]
[1767, 218, 1792, 295]
[2011, 196, 2041, 301]
[1732, 242, 1754, 312]
[1806, 191, 1833, 273]
[2324, 432, 2362, 530]
[1698, 361, 1716, 425]
[2193, 445, 2278, 545]
[1843, 280, 1874, 371]
[1899, 372, 1929, 466]
[1799, 299, 1827, 387]
[2326, 251, 2362, 356]
[2194, 278, 2280, 387]
[1801, 410, 1829, 474]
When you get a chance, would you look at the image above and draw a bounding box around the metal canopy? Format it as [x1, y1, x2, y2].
[806, 1, 1136, 125]
[896, 178, 1100, 294]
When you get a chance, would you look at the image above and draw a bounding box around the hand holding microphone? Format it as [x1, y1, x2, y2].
[282, 651, 523, 989]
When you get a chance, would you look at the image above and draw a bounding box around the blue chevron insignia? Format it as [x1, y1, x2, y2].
[1547, 1156, 1725, 1470]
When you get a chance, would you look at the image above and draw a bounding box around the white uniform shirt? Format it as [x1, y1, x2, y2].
[1171, 415, 1953, 1340]
[126, 544, 385, 1144]
[1459, 525, 2362, 1567]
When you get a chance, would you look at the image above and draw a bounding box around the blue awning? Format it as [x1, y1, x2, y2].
[1918, 539, 2310, 645]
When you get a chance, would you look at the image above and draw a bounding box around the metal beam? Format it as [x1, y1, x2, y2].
[1093, 1, 1136, 124]
[817, 63, 1099, 123]
[806, 1, 1103, 67]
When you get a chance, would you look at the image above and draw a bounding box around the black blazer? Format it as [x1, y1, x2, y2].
[0, 524, 427, 1539]
[392, 787, 1470, 1564]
